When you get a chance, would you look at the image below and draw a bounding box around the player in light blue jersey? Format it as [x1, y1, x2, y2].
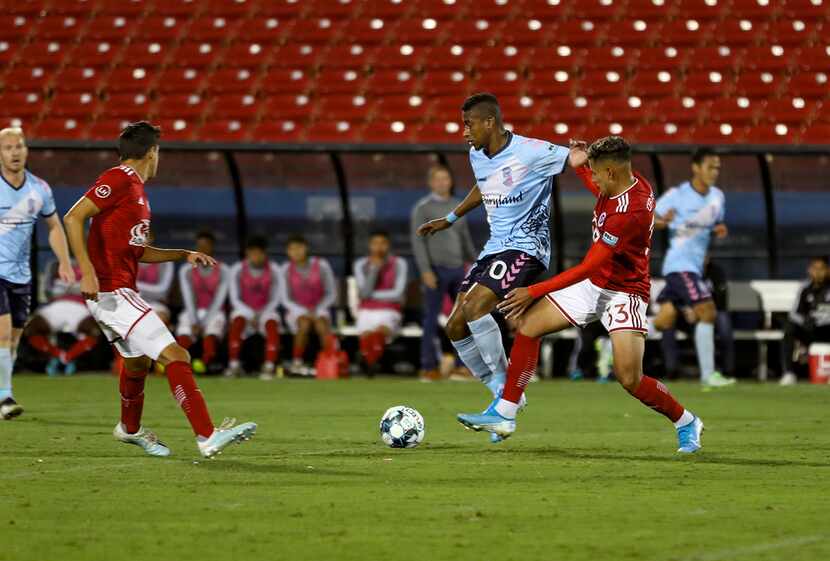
[0, 127, 75, 419]
[418, 93, 572, 437]
[653, 148, 735, 389]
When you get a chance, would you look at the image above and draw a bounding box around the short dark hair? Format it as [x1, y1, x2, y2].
[196, 230, 215, 243]
[588, 136, 631, 164]
[119, 121, 161, 161]
[810, 255, 829, 265]
[245, 235, 268, 251]
[369, 230, 390, 241]
[461, 92, 501, 121]
[692, 147, 718, 165]
[286, 234, 308, 247]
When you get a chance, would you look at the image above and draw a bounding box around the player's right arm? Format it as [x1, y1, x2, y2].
[63, 197, 101, 301]
[416, 185, 482, 237]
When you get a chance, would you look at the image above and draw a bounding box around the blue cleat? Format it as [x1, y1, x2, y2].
[46, 358, 61, 377]
[457, 403, 516, 439]
[63, 361, 77, 376]
[676, 416, 704, 453]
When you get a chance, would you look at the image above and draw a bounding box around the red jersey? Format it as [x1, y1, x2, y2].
[577, 166, 654, 301]
[84, 165, 150, 292]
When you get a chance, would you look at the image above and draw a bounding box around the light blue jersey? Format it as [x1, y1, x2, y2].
[0, 170, 56, 284]
[470, 132, 568, 267]
[656, 181, 725, 276]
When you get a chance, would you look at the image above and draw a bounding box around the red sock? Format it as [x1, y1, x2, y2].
[229, 317, 246, 361]
[371, 331, 386, 365]
[503, 332, 541, 404]
[28, 335, 61, 358]
[631, 375, 685, 422]
[119, 363, 148, 434]
[203, 335, 217, 364]
[264, 320, 280, 363]
[166, 361, 214, 437]
[63, 335, 98, 363]
[359, 334, 377, 366]
[177, 335, 193, 350]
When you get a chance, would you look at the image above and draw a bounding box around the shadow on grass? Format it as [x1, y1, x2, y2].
[193, 459, 371, 477]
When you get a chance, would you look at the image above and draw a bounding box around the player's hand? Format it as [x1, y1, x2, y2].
[713, 223, 728, 239]
[187, 251, 217, 268]
[80, 272, 100, 302]
[655, 208, 676, 229]
[417, 218, 451, 237]
[58, 261, 76, 285]
[421, 271, 438, 290]
[497, 287, 536, 320]
[568, 139, 589, 168]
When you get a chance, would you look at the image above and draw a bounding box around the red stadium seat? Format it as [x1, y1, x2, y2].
[580, 47, 637, 71]
[359, 1, 411, 19]
[762, 97, 820, 125]
[600, 97, 651, 125]
[138, 16, 189, 41]
[201, 0, 255, 18]
[673, 0, 728, 20]
[795, 46, 830, 72]
[188, 17, 245, 42]
[682, 71, 734, 99]
[443, 19, 500, 47]
[103, 93, 153, 120]
[204, 68, 261, 95]
[288, 18, 344, 44]
[393, 17, 449, 45]
[251, 119, 305, 142]
[648, 97, 704, 124]
[318, 44, 373, 69]
[221, 42, 274, 68]
[368, 45, 426, 70]
[584, 121, 635, 139]
[606, 19, 654, 47]
[88, 118, 131, 140]
[104, 67, 155, 94]
[153, 118, 195, 141]
[245, 16, 292, 43]
[546, 96, 597, 124]
[0, 92, 43, 120]
[654, 19, 710, 46]
[154, 94, 209, 119]
[498, 95, 546, 123]
[314, 68, 368, 95]
[49, 1, 106, 16]
[520, 0, 571, 21]
[121, 42, 171, 68]
[305, 121, 360, 142]
[430, 96, 465, 120]
[800, 124, 830, 143]
[270, 44, 323, 68]
[781, 0, 830, 20]
[525, 70, 575, 98]
[728, 0, 780, 19]
[97, 0, 148, 17]
[154, 67, 206, 94]
[413, 122, 464, 144]
[632, 123, 689, 143]
[0, 38, 21, 65]
[52, 67, 105, 92]
[498, 18, 557, 47]
[746, 122, 796, 143]
[17, 41, 71, 67]
[260, 68, 312, 95]
[525, 46, 580, 72]
[338, 19, 394, 46]
[577, 70, 628, 99]
[255, 0, 309, 18]
[625, 0, 673, 20]
[474, 69, 525, 96]
[636, 47, 686, 70]
[417, 69, 470, 97]
[421, 46, 477, 70]
[707, 97, 758, 125]
[361, 121, 413, 143]
[733, 71, 785, 98]
[717, 19, 766, 47]
[262, 95, 315, 120]
[413, 0, 473, 19]
[684, 47, 740, 72]
[197, 119, 251, 142]
[742, 46, 792, 71]
[315, 95, 372, 121]
[85, 16, 137, 41]
[307, 0, 362, 19]
[766, 19, 820, 46]
[690, 122, 742, 143]
[211, 94, 261, 120]
[49, 92, 100, 118]
[171, 42, 224, 68]
[33, 16, 84, 40]
[364, 70, 417, 96]
[788, 72, 829, 99]
[71, 41, 122, 68]
[152, 1, 202, 17]
[476, 45, 532, 71]
[33, 117, 87, 140]
[0, 67, 52, 92]
[374, 95, 430, 123]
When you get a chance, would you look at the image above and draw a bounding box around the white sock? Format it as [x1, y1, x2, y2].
[0, 348, 13, 401]
[674, 409, 695, 428]
[451, 336, 496, 394]
[494, 398, 518, 419]
[467, 315, 507, 379]
[694, 322, 715, 381]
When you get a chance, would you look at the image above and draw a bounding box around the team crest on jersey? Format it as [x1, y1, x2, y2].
[502, 166, 513, 187]
[129, 219, 151, 247]
[95, 184, 112, 198]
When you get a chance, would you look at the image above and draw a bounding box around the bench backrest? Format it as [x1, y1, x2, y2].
[651, 278, 800, 314]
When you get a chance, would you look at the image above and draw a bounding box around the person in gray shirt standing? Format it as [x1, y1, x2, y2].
[410, 164, 477, 380]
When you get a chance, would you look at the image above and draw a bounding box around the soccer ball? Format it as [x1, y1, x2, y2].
[379, 406, 425, 449]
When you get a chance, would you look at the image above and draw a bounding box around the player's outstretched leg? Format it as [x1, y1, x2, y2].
[610, 331, 703, 453]
[158, 343, 257, 458]
[112, 356, 171, 457]
[446, 289, 504, 397]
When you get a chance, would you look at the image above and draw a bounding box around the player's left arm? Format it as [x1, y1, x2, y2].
[140, 246, 216, 268]
[316, 259, 338, 314]
[43, 213, 75, 284]
[712, 191, 728, 238]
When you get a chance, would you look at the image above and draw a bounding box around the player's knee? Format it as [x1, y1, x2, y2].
[696, 302, 716, 323]
[616, 367, 641, 392]
[297, 317, 312, 333]
[460, 297, 492, 323]
[158, 343, 190, 365]
[445, 309, 468, 340]
[124, 356, 152, 373]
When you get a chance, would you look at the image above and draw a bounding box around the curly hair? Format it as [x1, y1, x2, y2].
[587, 136, 631, 163]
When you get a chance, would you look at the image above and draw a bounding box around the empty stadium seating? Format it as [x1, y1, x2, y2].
[0, 0, 827, 143]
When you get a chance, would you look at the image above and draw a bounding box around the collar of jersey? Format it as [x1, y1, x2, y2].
[609, 177, 639, 199]
[482, 131, 513, 159]
[1, 171, 26, 191]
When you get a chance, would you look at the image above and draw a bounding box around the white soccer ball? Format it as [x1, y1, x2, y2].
[379, 405, 425, 449]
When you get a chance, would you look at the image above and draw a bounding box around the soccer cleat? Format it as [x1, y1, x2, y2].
[113, 422, 171, 457]
[46, 357, 61, 377]
[779, 372, 797, 386]
[676, 416, 704, 454]
[198, 418, 257, 459]
[223, 361, 242, 378]
[457, 403, 516, 439]
[1, 398, 24, 420]
[63, 361, 77, 376]
[488, 393, 528, 443]
[568, 368, 584, 381]
[702, 371, 736, 390]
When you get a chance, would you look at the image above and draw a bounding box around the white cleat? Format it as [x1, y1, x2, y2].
[702, 371, 737, 390]
[113, 422, 172, 457]
[198, 417, 257, 459]
[1, 398, 24, 420]
[779, 372, 797, 386]
[224, 361, 242, 378]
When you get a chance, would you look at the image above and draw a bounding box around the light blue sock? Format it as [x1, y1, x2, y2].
[451, 336, 500, 396]
[467, 315, 508, 391]
[694, 322, 715, 381]
[0, 348, 13, 401]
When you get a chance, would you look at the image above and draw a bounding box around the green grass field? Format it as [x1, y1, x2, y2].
[1, 375, 829, 561]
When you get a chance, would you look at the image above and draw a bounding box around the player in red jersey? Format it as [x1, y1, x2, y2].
[63, 122, 256, 458]
[457, 137, 704, 453]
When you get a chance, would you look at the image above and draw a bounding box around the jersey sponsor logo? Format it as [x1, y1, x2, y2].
[601, 231, 619, 247]
[481, 190, 524, 207]
[128, 219, 151, 247]
[95, 184, 111, 198]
